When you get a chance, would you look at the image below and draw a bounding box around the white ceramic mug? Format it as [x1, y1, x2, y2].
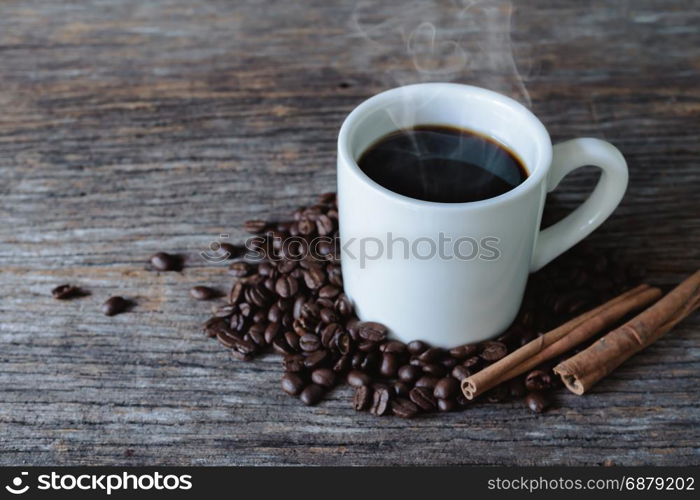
[337, 83, 628, 348]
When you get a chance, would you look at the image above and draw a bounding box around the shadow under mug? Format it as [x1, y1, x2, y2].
[337, 83, 628, 348]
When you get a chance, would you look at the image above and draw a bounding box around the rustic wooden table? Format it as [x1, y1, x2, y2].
[1, 0, 698, 466]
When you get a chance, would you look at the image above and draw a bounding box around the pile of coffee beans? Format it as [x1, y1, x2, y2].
[202, 192, 643, 416]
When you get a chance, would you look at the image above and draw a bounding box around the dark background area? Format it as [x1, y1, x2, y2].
[0, 0, 698, 465]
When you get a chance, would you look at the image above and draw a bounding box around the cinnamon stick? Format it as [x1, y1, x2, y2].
[461, 284, 662, 400]
[554, 270, 700, 395]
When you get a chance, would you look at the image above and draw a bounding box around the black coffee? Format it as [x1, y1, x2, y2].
[357, 125, 528, 203]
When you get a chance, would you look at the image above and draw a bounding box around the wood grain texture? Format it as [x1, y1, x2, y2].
[1, 0, 698, 465]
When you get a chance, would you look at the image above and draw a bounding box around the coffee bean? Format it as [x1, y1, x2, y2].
[299, 334, 321, 352]
[333, 354, 351, 373]
[392, 381, 411, 398]
[379, 353, 399, 378]
[437, 398, 457, 412]
[353, 385, 373, 411]
[407, 340, 428, 355]
[451, 365, 471, 381]
[284, 331, 300, 351]
[51, 284, 82, 300]
[203, 317, 228, 338]
[414, 375, 439, 390]
[525, 391, 550, 413]
[448, 343, 478, 359]
[229, 281, 244, 304]
[244, 219, 267, 234]
[418, 347, 443, 363]
[391, 398, 419, 418]
[380, 340, 406, 354]
[283, 354, 305, 372]
[398, 364, 421, 383]
[360, 351, 380, 373]
[219, 242, 245, 260]
[311, 368, 336, 388]
[357, 321, 388, 342]
[409, 387, 437, 411]
[102, 296, 130, 316]
[462, 356, 481, 370]
[441, 357, 458, 369]
[302, 267, 325, 290]
[370, 386, 391, 416]
[480, 341, 508, 362]
[275, 275, 299, 298]
[281, 373, 305, 395]
[150, 252, 181, 271]
[433, 377, 459, 399]
[347, 370, 371, 387]
[229, 261, 252, 277]
[190, 286, 218, 300]
[525, 369, 553, 391]
[303, 350, 328, 369]
[334, 294, 353, 317]
[319, 284, 340, 299]
[300, 384, 325, 405]
[422, 363, 446, 377]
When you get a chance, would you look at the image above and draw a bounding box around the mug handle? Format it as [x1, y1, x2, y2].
[530, 138, 628, 272]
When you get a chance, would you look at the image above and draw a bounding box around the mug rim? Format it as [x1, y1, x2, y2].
[337, 82, 553, 210]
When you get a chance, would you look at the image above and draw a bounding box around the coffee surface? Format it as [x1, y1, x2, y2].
[358, 125, 528, 203]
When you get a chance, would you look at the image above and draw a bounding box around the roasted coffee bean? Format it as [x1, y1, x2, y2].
[275, 276, 299, 298]
[190, 286, 218, 300]
[316, 214, 335, 236]
[252, 310, 266, 323]
[351, 352, 365, 370]
[303, 350, 328, 369]
[299, 334, 321, 352]
[380, 340, 406, 354]
[525, 369, 553, 391]
[244, 219, 267, 234]
[238, 302, 252, 317]
[319, 308, 339, 324]
[267, 304, 282, 323]
[229, 261, 252, 277]
[486, 384, 509, 403]
[353, 385, 373, 411]
[283, 354, 305, 372]
[437, 398, 457, 412]
[248, 323, 266, 346]
[229, 281, 244, 305]
[333, 354, 351, 373]
[327, 265, 343, 286]
[418, 347, 443, 363]
[433, 377, 459, 399]
[264, 322, 281, 344]
[357, 322, 388, 342]
[272, 337, 290, 355]
[203, 317, 229, 338]
[480, 341, 508, 362]
[334, 294, 353, 317]
[379, 353, 399, 378]
[102, 296, 130, 316]
[51, 284, 82, 300]
[347, 370, 371, 387]
[462, 356, 481, 370]
[393, 381, 411, 398]
[360, 351, 380, 373]
[311, 368, 336, 388]
[448, 344, 479, 359]
[422, 363, 446, 377]
[284, 331, 300, 351]
[319, 284, 340, 299]
[415, 375, 439, 390]
[257, 261, 275, 276]
[370, 386, 391, 416]
[357, 340, 378, 352]
[441, 357, 458, 369]
[332, 331, 352, 355]
[391, 398, 419, 418]
[150, 252, 181, 271]
[281, 373, 305, 395]
[398, 364, 421, 383]
[451, 365, 471, 381]
[407, 340, 428, 355]
[409, 386, 437, 411]
[525, 391, 550, 413]
[302, 267, 326, 290]
[300, 384, 325, 405]
[229, 313, 247, 332]
[218, 242, 245, 260]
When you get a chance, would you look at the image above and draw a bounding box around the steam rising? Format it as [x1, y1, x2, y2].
[350, 0, 531, 107]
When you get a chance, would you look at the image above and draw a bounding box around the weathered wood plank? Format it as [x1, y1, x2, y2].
[0, 0, 698, 465]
